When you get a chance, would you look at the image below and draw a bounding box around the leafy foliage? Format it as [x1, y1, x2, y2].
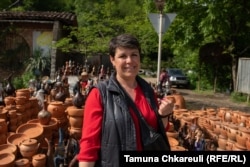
[25, 48, 51, 77]
[1, 0, 250, 94]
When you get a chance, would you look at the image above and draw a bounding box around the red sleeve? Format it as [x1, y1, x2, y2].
[77, 88, 102, 162]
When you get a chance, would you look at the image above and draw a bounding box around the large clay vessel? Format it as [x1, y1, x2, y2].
[47, 101, 66, 119]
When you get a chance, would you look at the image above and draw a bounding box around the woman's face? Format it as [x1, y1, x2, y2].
[110, 47, 140, 80]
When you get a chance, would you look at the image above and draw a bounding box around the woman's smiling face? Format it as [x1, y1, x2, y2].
[110, 47, 140, 80]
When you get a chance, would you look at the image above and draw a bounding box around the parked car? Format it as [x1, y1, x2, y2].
[166, 68, 190, 88]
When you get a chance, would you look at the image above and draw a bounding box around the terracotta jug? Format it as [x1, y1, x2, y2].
[19, 138, 40, 159]
[37, 100, 51, 125]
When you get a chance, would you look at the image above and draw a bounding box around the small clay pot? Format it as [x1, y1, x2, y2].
[19, 139, 40, 159]
[4, 96, 15, 106]
[15, 96, 27, 105]
[217, 135, 227, 150]
[32, 153, 46, 167]
[68, 116, 83, 128]
[16, 88, 31, 100]
[0, 118, 8, 134]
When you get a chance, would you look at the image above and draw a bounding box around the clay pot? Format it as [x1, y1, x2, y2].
[232, 143, 247, 151]
[16, 104, 26, 113]
[19, 138, 40, 159]
[217, 147, 226, 151]
[171, 145, 187, 151]
[15, 158, 30, 167]
[239, 113, 250, 124]
[213, 122, 222, 135]
[32, 154, 46, 167]
[238, 126, 250, 141]
[217, 135, 227, 150]
[226, 123, 238, 142]
[0, 153, 15, 167]
[47, 101, 66, 118]
[4, 96, 15, 106]
[171, 94, 186, 109]
[16, 89, 31, 100]
[231, 111, 240, 123]
[166, 131, 178, 139]
[66, 106, 83, 117]
[0, 143, 17, 156]
[0, 108, 8, 120]
[225, 140, 235, 151]
[15, 96, 27, 105]
[68, 116, 83, 128]
[16, 123, 44, 141]
[246, 137, 250, 150]
[236, 131, 247, 147]
[0, 118, 8, 134]
[0, 134, 7, 145]
[219, 122, 229, 138]
[167, 137, 179, 147]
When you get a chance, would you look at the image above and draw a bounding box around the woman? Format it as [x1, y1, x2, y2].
[78, 34, 174, 167]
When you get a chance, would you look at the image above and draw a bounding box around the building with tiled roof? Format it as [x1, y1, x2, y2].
[0, 11, 78, 79]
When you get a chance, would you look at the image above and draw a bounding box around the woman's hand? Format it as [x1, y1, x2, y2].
[158, 98, 174, 118]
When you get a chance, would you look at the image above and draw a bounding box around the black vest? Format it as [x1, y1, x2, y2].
[94, 74, 169, 167]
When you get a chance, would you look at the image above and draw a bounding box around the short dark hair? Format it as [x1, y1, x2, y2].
[109, 34, 141, 57]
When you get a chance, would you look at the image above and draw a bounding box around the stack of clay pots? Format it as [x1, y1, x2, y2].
[192, 107, 250, 151]
[0, 118, 8, 145]
[66, 106, 83, 140]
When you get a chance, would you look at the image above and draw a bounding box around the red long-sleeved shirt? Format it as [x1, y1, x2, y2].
[78, 85, 164, 162]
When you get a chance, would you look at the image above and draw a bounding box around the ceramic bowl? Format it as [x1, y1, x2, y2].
[7, 133, 29, 146]
[0, 143, 17, 156]
[0, 153, 15, 167]
[16, 123, 44, 141]
[27, 118, 58, 130]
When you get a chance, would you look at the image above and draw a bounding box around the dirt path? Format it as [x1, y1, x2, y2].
[144, 77, 250, 113]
